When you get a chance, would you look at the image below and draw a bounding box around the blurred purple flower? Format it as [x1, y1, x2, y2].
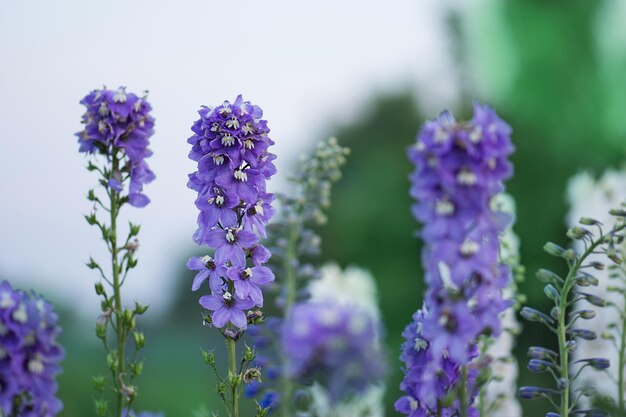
[281, 302, 386, 403]
[0, 281, 64, 416]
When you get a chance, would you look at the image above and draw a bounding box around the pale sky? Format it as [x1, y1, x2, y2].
[0, 0, 465, 318]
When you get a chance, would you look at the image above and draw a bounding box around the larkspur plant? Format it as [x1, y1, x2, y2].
[398, 102, 514, 417]
[567, 170, 626, 412]
[186, 95, 277, 417]
[518, 207, 626, 417]
[243, 138, 350, 416]
[76, 86, 155, 417]
[0, 281, 64, 417]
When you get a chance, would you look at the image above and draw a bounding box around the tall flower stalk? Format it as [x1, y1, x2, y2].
[76, 87, 155, 417]
[519, 209, 626, 417]
[243, 137, 349, 416]
[567, 170, 626, 412]
[186, 96, 276, 417]
[398, 102, 514, 416]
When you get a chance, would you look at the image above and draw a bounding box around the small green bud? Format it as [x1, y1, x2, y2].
[123, 309, 134, 325]
[543, 242, 566, 257]
[580, 292, 606, 307]
[550, 306, 560, 320]
[579, 217, 601, 226]
[567, 227, 590, 240]
[575, 274, 599, 287]
[96, 321, 107, 339]
[94, 282, 105, 296]
[134, 302, 149, 315]
[202, 349, 215, 366]
[544, 284, 560, 301]
[130, 361, 143, 377]
[609, 208, 626, 217]
[84, 213, 97, 225]
[94, 399, 109, 417]
[87, 189, 97, 201]
[107, 353, 117, 371]
[590, 261, 605, 271]
[244, 344, 256, 362]
[87, 257, 99, 270]
[536, 269, 564, 285]
[92, 375, 106, 393]
[129, 222, 141, 236]
[133, 331, 145, 350]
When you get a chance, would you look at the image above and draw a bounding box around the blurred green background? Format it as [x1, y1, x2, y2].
[48, 1, 626, 416]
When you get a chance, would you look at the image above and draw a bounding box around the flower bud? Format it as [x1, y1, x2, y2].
[543, 242, 567, 257]
[94, 282, 105, 296]
[544, 284, 560, 301]
[133, 331, 145, 350]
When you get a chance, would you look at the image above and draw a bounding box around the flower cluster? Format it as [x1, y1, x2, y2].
[0, 281, 64, 416]
[281, 265, 386, 404]
[408, 102, 514, 363]
[187, 95, 277, 330]
[395, 306, 479, 417]
[76, 86, 156, 207]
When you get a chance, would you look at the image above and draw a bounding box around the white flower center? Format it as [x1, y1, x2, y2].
[225, 229, 236, 242]
[28, 357, 44, 374]
[98, 121, 108, 133]
[221, 134, 235, 146]
[244, 139, 254, 150]
[225, 117, 240, 129]
[435, 200, 454, 216]
[98, 102, 109, 116]
[13, 303, 27, 323]
[460, 240, 479, 256]
[457, 169, 477, 186]
[242, 123, 254, 135]
[243, 268, 253, 279]
[255, 200, 264, 216]
[234, 170, 248, 182]
[223, 292, 233, 301]
[213, 155, 224, 165]
[210, 122, 220, 132]
[434, 128, 448, 144]
[133, 100, 142, 112]
[0, 292, 14, 309]
[215, 195, 225, 206]
[219, 101, 232, 115]
[201, 255, 212, 264]
[469, 126, 482, 143]
[113, 89, 127, 103]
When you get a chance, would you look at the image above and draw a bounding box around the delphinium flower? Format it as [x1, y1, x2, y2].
[400, 102, 514, 416]
[186, 96, 276, 417]
[477, 194, 524, 417]
[396, 305, 479, 417]
[242, 138, 350, 416]
[567, 170, 626, 411]
[76, 86, 154, 417]
[518, 203, 626, 417]
[0, 281, 64, 417]
[281, 264, 387, 416]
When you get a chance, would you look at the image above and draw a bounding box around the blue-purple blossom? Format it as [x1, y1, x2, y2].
[0, 281, 64, 416]
[281, 301, 385, 403]
[76, 86, 156, 207]
[187, 96, 277, 329]
[408, 102, 514, 363]
[395, 306, 479, 417]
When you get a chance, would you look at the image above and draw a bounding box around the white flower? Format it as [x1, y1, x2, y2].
[309, 383, 385, 417]
[308, 263, 381, 321]
[567, 169, 626, 405]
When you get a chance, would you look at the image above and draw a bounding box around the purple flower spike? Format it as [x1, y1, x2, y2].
[76, 87, 156, 207]
[187, 96, 276, 329]
[398, 102, 514, 416]
[0, 281, 64, 416]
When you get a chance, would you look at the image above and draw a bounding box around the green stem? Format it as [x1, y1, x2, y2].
[227, 337, 239, 417]
[281, 222, 299, 417]
[555, 226, 626, 417]
[110, 154, 125, 417]
[460, 366, 468, 417]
